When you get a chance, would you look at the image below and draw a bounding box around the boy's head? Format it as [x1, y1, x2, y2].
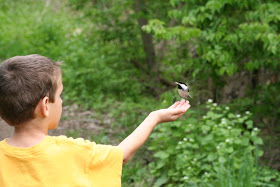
[0, 54, 62, 126]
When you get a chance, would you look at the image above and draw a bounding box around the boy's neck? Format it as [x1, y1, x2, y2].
[6, 121, 48, 148]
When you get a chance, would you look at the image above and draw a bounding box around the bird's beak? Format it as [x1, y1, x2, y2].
[175, 82, 179, 85]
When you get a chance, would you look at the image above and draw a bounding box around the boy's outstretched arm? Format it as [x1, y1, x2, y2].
[118, 99, 191, 165]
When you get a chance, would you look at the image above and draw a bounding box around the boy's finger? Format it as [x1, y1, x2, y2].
[185, 104, 191, 111]
[181, 101, 189, 108]
[177, 99, 186, 107]
[173, 103, 190, 114]
[169, 99, 189, 109]
[169, 101, 180, 109]
[179, 104, 191, 113]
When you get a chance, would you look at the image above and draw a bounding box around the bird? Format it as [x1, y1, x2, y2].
[175, 81, 192, 99]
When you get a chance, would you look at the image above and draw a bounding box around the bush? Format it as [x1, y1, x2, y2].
[148, 96, 280, 186]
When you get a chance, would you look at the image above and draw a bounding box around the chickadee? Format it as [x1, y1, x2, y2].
[175, 81, 192, 99]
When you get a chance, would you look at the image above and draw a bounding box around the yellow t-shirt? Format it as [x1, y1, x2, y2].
[0, 136, 123, 187]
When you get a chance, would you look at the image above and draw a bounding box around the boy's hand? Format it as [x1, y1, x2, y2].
[152, 99, 191, 124]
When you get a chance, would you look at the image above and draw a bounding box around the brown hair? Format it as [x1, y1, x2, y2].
[0, 54, 61, 126]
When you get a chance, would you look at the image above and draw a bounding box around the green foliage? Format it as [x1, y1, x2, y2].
[212, 152, 280, 187]
[0, 0, 72, 59]
[61, 0, 152, 107]
[144, 0, 280, 85]
[148, 98, 279, 186]
[0, 0, 146, 108]
[122, 162, 152, 187]
[142, 20, 201, 41]
[142, 1, 280, 182]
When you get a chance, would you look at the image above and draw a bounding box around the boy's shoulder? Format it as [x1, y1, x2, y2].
[51, 135, 96, 149]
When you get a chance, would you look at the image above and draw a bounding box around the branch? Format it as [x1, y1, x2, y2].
[159, 76, 175, 87]
[130, 59, 148, 72]
[156, 2, 184, 64]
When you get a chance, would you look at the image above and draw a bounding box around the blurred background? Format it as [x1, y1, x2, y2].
[0, 0, 279, 186]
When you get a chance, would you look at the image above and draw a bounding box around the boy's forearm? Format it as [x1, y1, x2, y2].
[118, 112, 158, 165]
[118, 100, 190, 165]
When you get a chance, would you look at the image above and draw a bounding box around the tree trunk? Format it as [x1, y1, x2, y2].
[134, 0, 159, 93]
[252, 69, 259, 104]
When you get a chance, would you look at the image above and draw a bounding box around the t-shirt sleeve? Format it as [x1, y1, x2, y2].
[88, 144, 123, 184]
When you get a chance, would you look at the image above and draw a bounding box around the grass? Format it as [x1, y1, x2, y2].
[211, 150, 279, 187]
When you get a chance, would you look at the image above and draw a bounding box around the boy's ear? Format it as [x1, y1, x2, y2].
[39, 96, 50, 117]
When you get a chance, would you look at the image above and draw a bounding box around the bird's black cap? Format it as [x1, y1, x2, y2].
[175, 81, 189, 91]
[178, 81, 186, 85]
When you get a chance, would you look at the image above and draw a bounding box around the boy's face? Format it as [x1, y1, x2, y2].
[48, 75, 63, 130]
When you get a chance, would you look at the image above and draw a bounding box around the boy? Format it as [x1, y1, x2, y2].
[0, 54, 191, 186]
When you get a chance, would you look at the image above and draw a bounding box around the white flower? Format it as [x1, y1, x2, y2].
[203, 116, 207, 119]
[227, 126, 232, 129]
[213, 103, 217, 107]
[184, 155, 187, 158]
[163, 100, 167, 103]
[178, 141, 182, 144]
[225, 139, 230, 143]
[246, 111, 250, 114]
[204, 172, 209, 175]
[222, 121, 226, 124]
[189, 138, 194, 142]
[236, 114, 241, 118]
[222, 118, 226, 122]
[188, 166, 192, 169]
[216, 145, 220, 149]
[183, 138, 188, 141]
[208, 99, 213, 103]
[183, 176, 189, 180]
[225, 106, 230, 110]
[253, 127, 258, 131]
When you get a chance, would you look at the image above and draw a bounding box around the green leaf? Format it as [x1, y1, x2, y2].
[201, 125, 210, 133]
[156, 161, 166, 169]
[154, 175, 169, 187]
[207, 153, 217, 161]
[154, 151, 169, 159]
[191, 143, 199, 149]
[200, 134, 214, 145]
[246, 120, 253, 129]
[241, 139, 249, 146]
[228, 113, 235, 118]
[219, 156, 226, 163]
[256, 149, 264, 157]
[253, 137, 264, 145]
[226, 147, 234, 153]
